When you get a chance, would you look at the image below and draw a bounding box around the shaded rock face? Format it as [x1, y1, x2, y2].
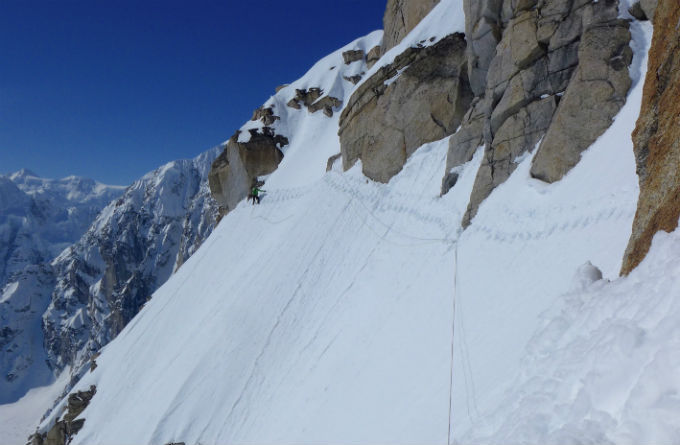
[43, 149, 220, 374]
[382, 0, 441, 55]
[339, 33, 472, 182]
[444, 0, 634, 226]
[208, 128, 287, 216]
[465, 96, 557, 210]
[463, 0, 504, 96]
[640, 0, 658, 20]
[530, 19, 633, 182]
[621, 0, 680, 275]
[628, 1, 646, 19]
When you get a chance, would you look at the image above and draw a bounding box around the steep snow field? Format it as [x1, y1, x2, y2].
[56, 137, 479, 444]
[38, 18, 670, 444]
[9, 0, 674, 441]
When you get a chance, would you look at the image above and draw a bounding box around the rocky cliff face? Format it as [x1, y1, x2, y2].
[382, 0, 441, 55]
[444, 0, 634, 226]
[209, 128, 286, 217]
[42, 148, 220, 373]
[209, 31, 382, 218]
[621, 0, 678, 274]
[0, 172, 123, 403]
[339, 33, 472, 182]
[334, 0, 635, 224]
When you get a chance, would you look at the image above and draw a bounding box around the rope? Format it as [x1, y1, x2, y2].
[251, 172, 465, 443]
[447, 239, 459, 445]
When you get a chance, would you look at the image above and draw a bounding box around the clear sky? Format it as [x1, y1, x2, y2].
[0, 0, 386, 185]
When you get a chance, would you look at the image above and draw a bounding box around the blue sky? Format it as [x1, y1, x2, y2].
[0, 0, 385, 185]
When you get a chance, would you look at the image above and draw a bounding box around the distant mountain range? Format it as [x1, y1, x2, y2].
[0, 170, 124, 403]
[1, 147, 220, 404]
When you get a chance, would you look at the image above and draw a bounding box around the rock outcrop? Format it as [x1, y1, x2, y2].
[343, 74, 363, 85]
[366, 45, 381, 68]
[444, 0, 634, 227]
[29, 386, 96, 445]
[208, 128, 287, 216]
[342, 49, 365, 64]
[621, 0, 680, 275]
[251, 106, 280, 126]
[640, 0, 658, 20]
[382, 0, 441, 55]
[308, 95, 343, 117]
[286, 88, 343, 117]
[339, 33, 472, 182]
[530, 19, 633, 182]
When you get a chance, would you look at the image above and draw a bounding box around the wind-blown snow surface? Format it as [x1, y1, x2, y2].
[39, 11, 672, 445]
[48, 136, 480, 444]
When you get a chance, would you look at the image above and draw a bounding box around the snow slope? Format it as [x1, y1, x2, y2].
[33, 3, 677, 443]
[38, 16, 664, 444]
[46, 134, 481, 444]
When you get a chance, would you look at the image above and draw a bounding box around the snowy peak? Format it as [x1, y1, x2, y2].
[7, 168, 38, 181]
[43, 146, 222, 376]
[0, 171, 124, 406]
[7, 170, 125, 206]
[0, 171, 124, 282]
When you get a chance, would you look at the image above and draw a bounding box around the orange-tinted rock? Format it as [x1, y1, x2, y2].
[621, 0, 680, 274]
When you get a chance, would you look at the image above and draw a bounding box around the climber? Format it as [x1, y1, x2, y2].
[250, 185, 265, 205]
